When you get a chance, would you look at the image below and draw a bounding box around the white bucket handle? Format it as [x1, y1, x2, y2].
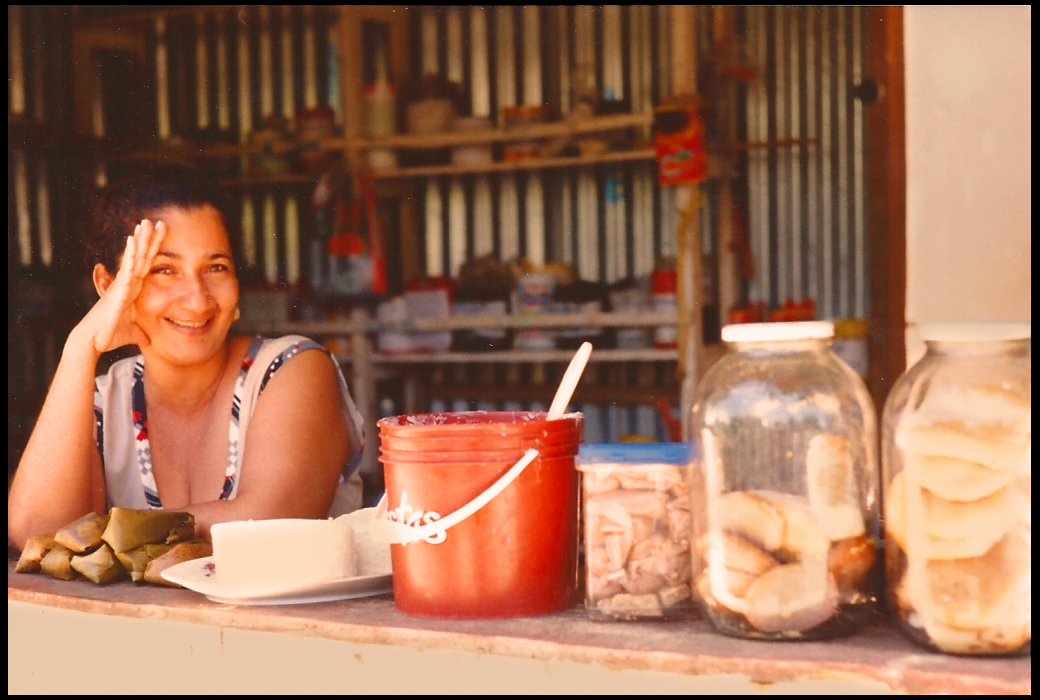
[369, 448, 539, 545]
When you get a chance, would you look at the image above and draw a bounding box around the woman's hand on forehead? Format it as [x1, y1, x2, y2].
[86, 219, 168, 355]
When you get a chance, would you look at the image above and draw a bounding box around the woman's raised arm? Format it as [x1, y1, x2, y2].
[8, 222, 166, 549]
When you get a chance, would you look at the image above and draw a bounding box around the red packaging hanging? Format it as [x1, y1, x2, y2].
[653, 104, 708, 185]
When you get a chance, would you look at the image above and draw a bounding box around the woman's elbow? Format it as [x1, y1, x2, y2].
[8, 504, 35, 552]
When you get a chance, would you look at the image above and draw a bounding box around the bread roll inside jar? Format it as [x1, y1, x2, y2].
[882, 322, 1030, 656]
[689, 321, 880, 640]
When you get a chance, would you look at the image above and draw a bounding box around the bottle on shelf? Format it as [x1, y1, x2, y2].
[363, 29, 397, 171]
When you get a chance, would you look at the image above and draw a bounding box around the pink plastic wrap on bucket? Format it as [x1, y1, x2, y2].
[377, 411, 583, 619]
[379, 425, 583, 455]
[378, 411, 578, 436]
[380, 440, 579, 463]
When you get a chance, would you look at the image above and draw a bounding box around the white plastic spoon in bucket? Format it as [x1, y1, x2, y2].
[371, 342, 593, 544]
[547, 341, 593, 420]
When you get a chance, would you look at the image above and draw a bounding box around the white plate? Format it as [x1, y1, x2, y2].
[162, 556, 393, 606]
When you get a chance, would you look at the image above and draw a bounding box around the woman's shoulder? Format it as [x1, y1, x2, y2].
[251, 334, 329, 367]
[94, 351, 143, 393]
[240, 334, 338, 394]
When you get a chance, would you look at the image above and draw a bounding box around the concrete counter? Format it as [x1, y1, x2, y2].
[8, 560, 1030, 694]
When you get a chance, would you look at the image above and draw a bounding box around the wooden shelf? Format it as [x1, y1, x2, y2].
[239, 310, 679, 337]
[412, 381, 680, 407]
[216, 174, 316, 188]
[344, 112, 654, 151]
[108, 139, 295, 163]
[98, 102, 658, 184]
[369, 149, 656, 179]
[370, 347, 678, 365]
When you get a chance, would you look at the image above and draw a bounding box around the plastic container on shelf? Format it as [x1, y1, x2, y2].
[881, 322, 1030, 656]
[689, 321, 880, 640]
[552, 279, 608, 351]
[376, 411, 583, 619]
[515, 272, 557, 351]
[577, 442, 697, 621]
[406, 98, 455, 135]
[451, 116, 494, 167]
[502, 105, 546, 161]
[609, 286, 652, 349]
[294, 106, 337, 174]
[650, 267, 677, 349]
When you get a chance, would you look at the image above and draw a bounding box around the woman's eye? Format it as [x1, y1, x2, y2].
[150, 266, 173, 275]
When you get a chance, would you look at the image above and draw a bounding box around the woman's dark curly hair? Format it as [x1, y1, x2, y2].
[85, 163, 235, 274]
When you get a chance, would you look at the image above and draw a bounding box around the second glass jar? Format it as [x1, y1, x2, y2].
[689, 321, 880, 640]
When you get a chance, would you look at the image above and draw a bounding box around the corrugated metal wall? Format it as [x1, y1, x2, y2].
[412, 6, 691, 284]
[741, 5, 867, 320]
[410, 5, 869, 320]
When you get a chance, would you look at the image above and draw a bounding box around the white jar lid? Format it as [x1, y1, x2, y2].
[919, 322, 1031, 342]
[722, 320, 835, 343]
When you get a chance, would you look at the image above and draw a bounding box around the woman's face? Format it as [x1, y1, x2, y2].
[133, 204, 240, 367]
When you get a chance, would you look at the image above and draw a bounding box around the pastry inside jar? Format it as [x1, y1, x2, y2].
[697, 487, 877, 637]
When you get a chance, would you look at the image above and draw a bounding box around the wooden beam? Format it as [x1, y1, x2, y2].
[712, 5, 741, 336]
[669, 6, 702, 440]
[863, 6, 907, 413]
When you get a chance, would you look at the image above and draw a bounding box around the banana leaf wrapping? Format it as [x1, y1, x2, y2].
[165, 521, 196, 545]
[101, 508, 195, 553]
[70, 543, 128, 585]
[144, 541, 213, 587]
[54, 512, 110, 553]
[115, 544, 174, 583]
[39, 544, 80, 581]
[15, 533, 58, 573]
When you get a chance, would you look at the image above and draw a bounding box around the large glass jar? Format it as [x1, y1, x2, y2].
[882, 323, 1030, 656]
[689, 321, 880, 640]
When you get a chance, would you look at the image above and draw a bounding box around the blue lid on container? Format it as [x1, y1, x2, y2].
[576, 442, 693, 465]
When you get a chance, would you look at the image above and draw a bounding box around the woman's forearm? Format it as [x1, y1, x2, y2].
[8, 327, 108, 549]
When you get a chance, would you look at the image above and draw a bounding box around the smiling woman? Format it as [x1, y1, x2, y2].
[7, 164, 365, 550]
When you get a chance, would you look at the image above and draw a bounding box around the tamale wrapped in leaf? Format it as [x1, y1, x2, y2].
[15, 533, 58, 573]
[144, 543, 175, 558]
[70, 543, 128, 585]
[40, 544, 81, 581]
[101, 508, 195, 553]
[144, 541, 213, 587]
[165, 521, 196, 545]
[116, 543, 173, 582]
[54, 512, 110, 553]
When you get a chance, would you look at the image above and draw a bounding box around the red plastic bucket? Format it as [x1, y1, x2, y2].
[378, 425, 583, 453]
[376, 411, 582, 619]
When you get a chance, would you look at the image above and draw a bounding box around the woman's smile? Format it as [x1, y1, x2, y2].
[166, 317, 213, 332]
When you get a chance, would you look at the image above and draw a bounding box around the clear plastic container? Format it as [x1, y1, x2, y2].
[689, 321, 880, 639]
[577, 442, 697, 621]
[882, 323, 1030, 655]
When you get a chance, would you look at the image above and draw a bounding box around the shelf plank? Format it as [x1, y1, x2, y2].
[411, 382, 680, 407]
[368, 348, 678, 365]
[370, 149, 656, 179]
[217, 174, 316, 188]
[343, 112, 654, 150]
[238, 310, 679, 336]
[372, 310, 678, 332]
